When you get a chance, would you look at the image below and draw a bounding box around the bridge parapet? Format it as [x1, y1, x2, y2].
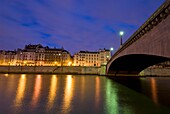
[107, 0, 170, 75]
[110, 0, 170, 62]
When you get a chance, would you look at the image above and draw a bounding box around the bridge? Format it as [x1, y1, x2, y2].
[107, 0, 170, 76]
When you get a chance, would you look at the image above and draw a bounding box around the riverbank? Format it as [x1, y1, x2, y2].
[0, 66, 100, 75]
[140, 68, 170, 76]
[0, 66, 169, 76]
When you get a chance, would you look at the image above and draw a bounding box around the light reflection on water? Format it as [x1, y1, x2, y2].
[95, 77, 100, 108]
[105, 79, 119, 114]
[47, 75, 57, 110]
[14, 74, 26, 108]
[31, 75, 42, 108]
[150, 78, 158, 105]
[0, 74, 170, 114]
[61, 75, 74, 114]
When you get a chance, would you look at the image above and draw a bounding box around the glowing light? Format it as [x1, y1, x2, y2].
[95, 77, 100, 107]
[37, 74, 41, 78]
[31, 75, 42, 108]
[110, 47, 114, 51]
[80, 76, 85, 99]
[4, 74, 8, 77]
[119, 31, 124, 36]
[62, 75, 74, 114]
[151, 78, 158, 105]
[14, 74, 27, 107]
[68, 62, 72, 66]
[21, 74, 26, 78]
[47, 75, 57, 109]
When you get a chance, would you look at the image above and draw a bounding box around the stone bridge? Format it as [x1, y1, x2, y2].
[107, 0, 170, 75]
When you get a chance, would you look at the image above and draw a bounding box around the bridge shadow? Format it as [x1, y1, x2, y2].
[108, 54, 170, 75]
[107, 76, 170, 108]
[107, 76, 143, 93]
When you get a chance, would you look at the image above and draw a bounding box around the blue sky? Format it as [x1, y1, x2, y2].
[0, 0, 165, 55]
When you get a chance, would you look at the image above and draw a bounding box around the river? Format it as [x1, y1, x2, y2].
[0, 74, 170, 114]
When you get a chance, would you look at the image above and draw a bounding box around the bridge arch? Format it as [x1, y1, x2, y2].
[107, 54, 169, 75]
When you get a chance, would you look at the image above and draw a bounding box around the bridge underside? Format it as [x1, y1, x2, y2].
[107, 54, 170, 76]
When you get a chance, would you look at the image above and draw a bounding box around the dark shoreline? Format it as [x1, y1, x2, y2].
[1, 72, 170, 77]
[0, 72, 99, 75]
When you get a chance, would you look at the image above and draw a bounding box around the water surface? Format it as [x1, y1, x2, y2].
[0, 74, 170, 114]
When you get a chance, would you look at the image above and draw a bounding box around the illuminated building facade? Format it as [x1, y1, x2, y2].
[73, 49, 111, 66]
[44, 47, 72, 66]
[0, 44, 72, 66]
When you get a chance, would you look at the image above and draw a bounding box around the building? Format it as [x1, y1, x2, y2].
[73, 48, 111, 66]
[1, 50, 17, 66]
[99, 49, 111, 65]
[0, 44, 72, 66]
[0, 50, 5, 65]
[44, 47, 72, 66]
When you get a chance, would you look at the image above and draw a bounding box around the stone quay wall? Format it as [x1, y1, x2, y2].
[0, 66, 101, 75]
[0, 66, 169, 76]
[140, 68, 170, 76]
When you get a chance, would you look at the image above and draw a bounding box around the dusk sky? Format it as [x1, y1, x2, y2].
[0, 0, 165, 55]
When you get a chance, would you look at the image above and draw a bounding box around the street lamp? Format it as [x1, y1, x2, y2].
[110, 47, 114, 56]
[119, 31, 124, 46]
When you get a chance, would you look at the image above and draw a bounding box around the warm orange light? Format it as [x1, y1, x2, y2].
[31, 75, 42, 108]
[151, 78, 158, 105]
[62, 75, 74, 113]
[95, 77, 100, 107]
[4, 74, 8, 77]
[14, 74, 27, 107]
[68, 62, 72, 66]
[47, 75, 57, 109]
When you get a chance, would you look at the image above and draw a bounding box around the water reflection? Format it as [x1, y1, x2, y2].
[31, 75, 42, 108]
[105, 80, 118, 114]
[6, 75, 16, 95]
[14, 74, 27, 107]
[80, 76, 85, 101]
[4, 74, 8, 77]
[62, 75, 74, 114]
[150, 78, 158, 105]
[47, 75, 57, 109]
[0, 74, 170, 114]
[95, 77, 100, 107]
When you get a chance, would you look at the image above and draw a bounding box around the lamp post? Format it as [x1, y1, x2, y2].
[119, 31, 124, 46]
[110, 47, 114, 56]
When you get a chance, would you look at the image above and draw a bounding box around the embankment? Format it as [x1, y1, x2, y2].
[0, 66, 169, 76]
[0, 66, 100, 75]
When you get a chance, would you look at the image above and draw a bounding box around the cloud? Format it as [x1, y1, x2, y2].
[0, 0, 165, 54]
[39, 32, 52, 39]
[104, 25, 116, 33]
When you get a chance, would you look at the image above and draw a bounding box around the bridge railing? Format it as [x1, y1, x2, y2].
[108, 0, 170, 64]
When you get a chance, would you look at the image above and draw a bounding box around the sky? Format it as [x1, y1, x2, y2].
[0, 0, 165, 55]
